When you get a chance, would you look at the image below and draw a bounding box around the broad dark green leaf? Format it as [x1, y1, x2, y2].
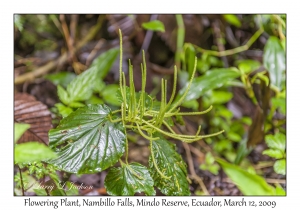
[142, 20, 165, 32]
[45, 72, 76, 88]
[263, 36, 286, 90]
[149, 136, 190, 195]
[48, 104, 126, 174]
[265, 133, 286, 152]
[179, 68, 240, 102]
[274, 159, 286, 175]
[67, 48, 119, 103]
[14, 123, 30, 143]
[222, 14, 241, 28]
[105, 162, 155, 196]
[15, 142, 57, 164]
[90, 48, 119, 79]
[217, 158, 276, 195]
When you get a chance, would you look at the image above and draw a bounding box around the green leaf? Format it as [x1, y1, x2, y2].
[217, 158, 276, 195]
[179, 68, 240, 102]
[236, 59, 261, 74]
[272, 97, 286, 115]
[14, 123, 30, 143]
[185, 44, 196, 77]
[86, 95, 104, 105]
[265, 133, 286, 152]
[15, 142, 57, 164]
[65, 181, 79, 196]
[34, 189, 48, 196]
[105, 162, 155, 196]
[263, 36, 286, 90]
[149, 136, 190, 195]
[90, 48, 119, 79]
[208, 164, 220, 175]
[222, 14, 241, 28]
[205, 152, 215, 165]
[57, 85, 71, 105]
[211, 90, 233, 104]
[67, 48, 119, 103]
[263, 149, 284, 159]
[48, 104, 126, 174]
[69, 101, 85, 108]
[55, 103, 73, 118]
[101, 84, 122, 106]
[274, 159, 286, 175]
[44, 72, 76, 88]
[142, 20, 165, 32]
[227, 132, 242, 142]
[275, 184, 286, 195]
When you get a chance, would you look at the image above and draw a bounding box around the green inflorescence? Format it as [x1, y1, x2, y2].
[110, 29, 224, 177]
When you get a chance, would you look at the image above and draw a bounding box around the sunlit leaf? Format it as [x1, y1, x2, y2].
[236, 59, 261, 74]
[263, 149, 284, 159]
[149, 136, 190, 195]
[14, 123, 30, 143]
[265, 133, 286, 152]
[15, 142, 57, 164]
[142, 20, 165, 32]
[55, 103, 73, 118]
[274, 159, 286, 175]
[211, 91, 233, 104]
[105, 162, 155, 196]
[48, 104, 126, 174]
[222, 14, 241, 28]
[217, 158, 276, 195]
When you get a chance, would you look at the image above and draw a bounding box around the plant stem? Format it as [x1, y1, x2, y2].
[18, 165, 25, 196]
[191, 27, 264, 57]
[175, 14, 185, 69]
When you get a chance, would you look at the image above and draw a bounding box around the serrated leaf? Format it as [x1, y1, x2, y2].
[57, 85, 70, 105]
[263, 149, 284, 159]
[105, 162, 155, 196]
[142, 20, 165, 32]
[55, 103, 73, 118]
[90, 48, 119, 79]
[274, 159, 286, 175]
[15, 142, 57, 164]
[217, 158, 276, 195]
[265, 133, 286, 152]
[149, 136, 190, 196]
[67, 48, 118, 103]
[44, 71, 76, 88]
[263, 36, 286, 90]
[14, 123, 30, 143]
[48, 104, 126, 174]
[178, 68, 240, 102]
[222, 14, 241, 28]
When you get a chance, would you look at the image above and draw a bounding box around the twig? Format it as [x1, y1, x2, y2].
[85, 39, 105, 66]
[182, 142, 209, 195]
[212, 20, 228, 67]
[14, 15, 105, 85]
[175, 14, 185, 70]
[18, 166, 25, 196]
[191, 27, 264, 57]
